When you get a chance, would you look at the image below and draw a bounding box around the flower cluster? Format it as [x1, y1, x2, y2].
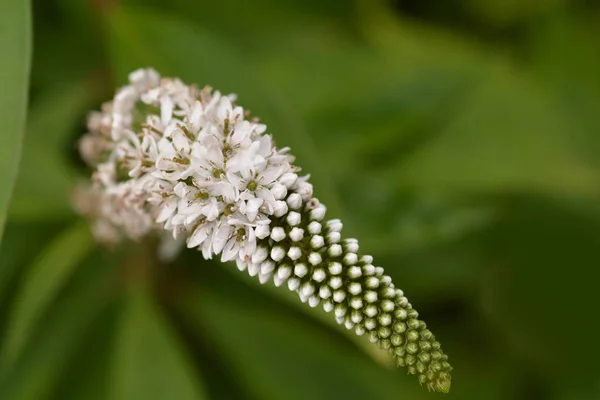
[76, 68, 452, 393]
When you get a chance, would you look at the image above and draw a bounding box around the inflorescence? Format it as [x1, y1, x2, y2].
[75, 68, 452, 393]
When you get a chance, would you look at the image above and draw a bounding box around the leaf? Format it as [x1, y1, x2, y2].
[0, 252, 118, 400]
[0, 222, 62, 306]
[352, 3, 600, 197]
[9, 80, 99, 222]
[464, 0, 565, 28]
[551, 380, 600, 400]
[49, 303, 119, 400]
[221, 263, 396, 369]
[482, 195, 600, 381]
[179, 277, 428, 400]
[30, 1, 106, 90]
[122, 0, 355, 47]
[528, 15, 600, 172]
[0, 223, 94, 373]
[110, 286, 207, 400]
[0, 0, 31, 243]
[381, 70, 600, 196]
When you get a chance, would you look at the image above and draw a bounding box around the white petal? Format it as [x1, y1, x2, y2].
[201, 239, 213, 259]
[256, 188, 276, 213]
[262, 166, 286, 185]
[229, 120, 251, 146]
[157, 137, 176, 158]
[209, 181, 236, 202]
[172, 130, 190, 154]
[236, 258, 248, 271]
[226, 171, 244, 191]
[163, 123, 178, 138]
[212, 237, 227, 255]
[156, 198, 177, 223]
[187, 226, 208, 248]
[189, 102, 203, 131]
[245, 197, 264, 222]
[241, 228, 257, 258]
[208, 145, 224, 166]
[161, 96, 174, 125]
[227, 152, 253, 175]
[216, 96, 232, 120]
[221, 237, 240, 262]
[201, 199, 220, 221]
[173, 182, 189, 198]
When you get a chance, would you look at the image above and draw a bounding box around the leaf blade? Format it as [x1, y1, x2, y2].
[180, 281, 426, 400]
[9, 79, 99, 222]
[0, 0, 32, 243]
[0, 252, 118, 400]
[110, 287, 207, 400]
[0, 223, 94, 373]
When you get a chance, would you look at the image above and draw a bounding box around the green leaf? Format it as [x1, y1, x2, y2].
[122, 0, 355, 48]
[30, 1, 106, 91]
[49, 303, 119, 400]
[483, 195, 600, 381]
[551, 380, 600, 400]
[221, 263, 396, 369]
[180, 279, 427, 400]
[110, 286, 207, 400]
[0, 252, 118, 400]
[0, 223, 94, 373]
[351, 3, 600, 197]
[0, 223, 54, 299]
[0, 0, 31, 243]
[380, 70, 600, 196]
[9, 80, 99, 222]
[464, 0, 566, 28]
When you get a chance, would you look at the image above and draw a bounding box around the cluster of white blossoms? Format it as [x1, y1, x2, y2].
[76, 68, 452, 393]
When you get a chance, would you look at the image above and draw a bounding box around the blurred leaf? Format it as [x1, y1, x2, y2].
[381, 236, 484, 299]
[0, 222, 64, 328]
[322, 71, 472, 170]
[528, 13, 600, 171]
[482, 196, 600, 381]
[30, 0, 106, 91]
[122, 0, 355, 50]
[0, 252, 117, 400]
[110, 286, 207, 400]
[449, 363, 515, 400]
[358, 0, 489, 75]
[253, 24, 440, 120]
[383, 71, 600, 196]
[353, 3, 600, 197]
[339, 188, 496, 257]
[221, 262, 396, 369]
[551, 380, 600, 400]
[180, 280, 428, 400]
[465, 0, 566, 28]
[9, 80, 99, 222]
[0, 223, 94, 373]
[0, 0, 31, 243]
[105, 5, 348, 224]
[49, 306, 117, 400]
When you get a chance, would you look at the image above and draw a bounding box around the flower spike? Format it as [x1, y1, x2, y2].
[75, 68, 452, 393]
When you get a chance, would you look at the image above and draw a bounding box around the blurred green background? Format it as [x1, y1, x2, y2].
[1, 0, 600, 399]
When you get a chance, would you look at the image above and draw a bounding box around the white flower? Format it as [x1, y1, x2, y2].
[78, 67, 298, 262]
[75, 69, 452, 393]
